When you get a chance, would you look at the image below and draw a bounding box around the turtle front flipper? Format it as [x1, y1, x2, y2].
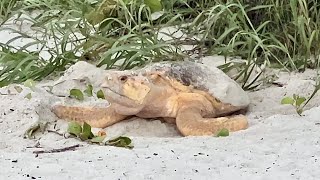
[176, 107, 248, 136]
[52, 104, 127, 128]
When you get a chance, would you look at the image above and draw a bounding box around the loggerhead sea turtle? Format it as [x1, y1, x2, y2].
[52, 61, 250, 136]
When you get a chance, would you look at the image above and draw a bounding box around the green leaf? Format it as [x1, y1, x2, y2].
[97, 89, 105, 99]
[84, 84, 93, 97]
[24, 93, 32, 99]
[216, 128, 229, 137]
[80, 122, 94, 140]
[69, 89, 84, 101]
[105, 136, 133, 149]
[67, 122, 82, 137]
[295, 97, 306, 106]
[90, 135, 107, 143]
[24, 79, 36, 90]
[14, 86, 23, 93]
[144, 0, 162, 12]
[281, 97, 294, 105]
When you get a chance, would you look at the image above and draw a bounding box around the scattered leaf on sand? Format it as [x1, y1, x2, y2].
[105, 136, 134, 149]
[67, 122, 82, 137]
[216, 128, 229, 137]
[97, 89, 105, 99]
[281, 97, 294, 105]
[69, 89, 84, 100]
[296, 97, 306, 106]
[80, 122, 95, 140]
[84, 84, 93, 96]
[14, 86, 23, 93]
[24, 93, 32, 99]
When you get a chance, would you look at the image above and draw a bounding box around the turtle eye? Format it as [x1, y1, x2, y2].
[119, 75, 128, 82]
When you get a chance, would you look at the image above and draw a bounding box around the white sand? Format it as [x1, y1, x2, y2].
[1, 16, 320, 180]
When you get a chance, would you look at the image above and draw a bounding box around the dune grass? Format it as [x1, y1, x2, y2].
[0, 0, 319, 91]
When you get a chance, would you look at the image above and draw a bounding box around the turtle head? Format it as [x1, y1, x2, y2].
[100, 71, 152, 114]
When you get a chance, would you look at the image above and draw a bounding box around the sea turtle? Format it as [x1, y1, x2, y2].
[52, 61, 250, 136]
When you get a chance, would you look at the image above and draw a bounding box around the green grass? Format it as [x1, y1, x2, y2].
[0, 0, 18, 21]
[0, 0, 320, 91]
